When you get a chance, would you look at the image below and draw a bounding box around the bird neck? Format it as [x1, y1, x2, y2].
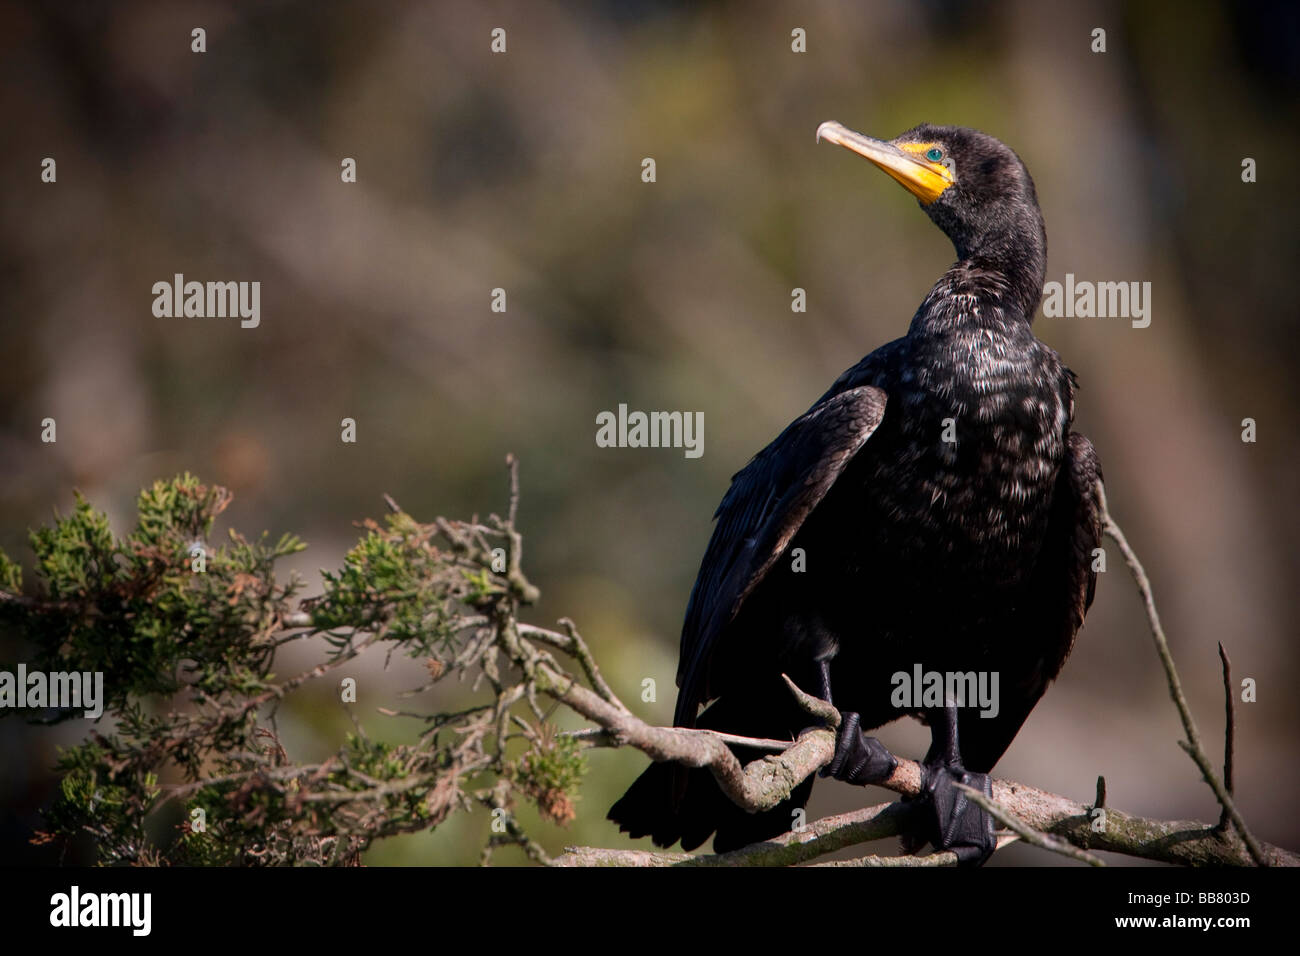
[923, 193, 1048, 324]
[910, 238, 1046, 339]
[956, 219, 1047, 323]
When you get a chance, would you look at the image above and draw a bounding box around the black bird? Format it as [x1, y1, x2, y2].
[608, 121, 1103, 863]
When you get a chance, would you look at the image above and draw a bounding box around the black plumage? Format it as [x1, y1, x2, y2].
[609, 122, 1103, 857]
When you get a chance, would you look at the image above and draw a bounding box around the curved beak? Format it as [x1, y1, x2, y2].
[816, 121, 953, 205]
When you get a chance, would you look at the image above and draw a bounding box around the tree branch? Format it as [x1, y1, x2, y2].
[1099, 485, 1267, 866]
[955, 782, 1104, 866]
[1217, 642, 1236, 831]
[556, 765, 1298, 866]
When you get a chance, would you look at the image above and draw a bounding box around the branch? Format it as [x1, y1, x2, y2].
[807, 835, 1021, 867]
[1217, 642, 1235, 831]
[517, 620, 624, 710]
[533, 661, 873, 813]
[955, 782, 1104, 866]
[531, 649, 1295, 865]
[556, 765, 1298, 867]
[1099, 485, 1268, 866]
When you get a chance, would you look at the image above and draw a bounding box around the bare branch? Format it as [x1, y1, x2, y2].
[553, 800, 918, 867]
[809, 834, 1021, 867]
[782, 673, 840, 727]
[517, 620, 625, 710]
[536, 661, 840, 812]
[1218, 641, 1235, 831]
[565, 727, 792, 752]
[537, 650, 1295, 865]
[505, 453, 521, 529]
[558, 767, 1298, 867]
[1100, 485, 1267, 866]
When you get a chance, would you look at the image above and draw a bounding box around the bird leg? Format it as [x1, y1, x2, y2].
[916, 698, 997, 866]
[817, 660, 898, 785]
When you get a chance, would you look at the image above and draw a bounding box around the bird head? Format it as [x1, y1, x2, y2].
[816, 121, 1045, 266]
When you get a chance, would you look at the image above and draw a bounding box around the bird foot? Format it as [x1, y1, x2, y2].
[819, 711, 898, 785]
[816, 705, 996, 864]
[918, 761, 997, 865]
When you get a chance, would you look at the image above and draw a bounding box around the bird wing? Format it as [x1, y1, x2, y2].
[958, 430, 1104, 772]
[1055, 432, 1105, 634]
[673, 384, 888, 727]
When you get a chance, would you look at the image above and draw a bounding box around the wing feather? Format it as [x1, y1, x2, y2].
[673, 385, 887, 726]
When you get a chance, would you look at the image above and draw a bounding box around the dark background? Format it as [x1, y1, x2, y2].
[1, 0, 1297, 865]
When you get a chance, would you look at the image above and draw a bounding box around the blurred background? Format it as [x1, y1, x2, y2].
[1, 0, 1297, 865]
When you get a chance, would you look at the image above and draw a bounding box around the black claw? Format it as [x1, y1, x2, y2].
[820, 711, 898, 785]
[916, 700, 997, 866]
[921, 763, 996, 866]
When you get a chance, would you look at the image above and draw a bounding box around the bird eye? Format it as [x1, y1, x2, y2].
[926, 147, 944, 163]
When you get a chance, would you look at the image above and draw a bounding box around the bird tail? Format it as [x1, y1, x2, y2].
[607, 688, 814, 853]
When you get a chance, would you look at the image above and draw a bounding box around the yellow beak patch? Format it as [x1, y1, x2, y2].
[817, 123, 956, 205]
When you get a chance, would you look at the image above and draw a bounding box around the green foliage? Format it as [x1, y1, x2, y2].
[0, 550, 19, 593]
[6, 474, 306, 717]
[4, 473, 584, 866]
[314, 513, 466, 659]
[515, 726, 587, 827]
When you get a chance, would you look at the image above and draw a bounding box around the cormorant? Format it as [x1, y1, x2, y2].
[608, 121, 1103, 864]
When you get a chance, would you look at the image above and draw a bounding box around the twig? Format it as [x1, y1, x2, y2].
[505, 454, 521, 529]
[517, 619, 625, 710]
[810, 834, 1020, 867]
[478, 787, 552, 866]
[565, 726, 792, 752]
[956, 782, 1105, 866]
[1099, 485, 1267, 866]
[782, 673, 841, 727]
[1218, 642, 1235, 831]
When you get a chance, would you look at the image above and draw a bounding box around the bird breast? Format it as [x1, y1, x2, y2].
[858, 327, 1068, 587]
